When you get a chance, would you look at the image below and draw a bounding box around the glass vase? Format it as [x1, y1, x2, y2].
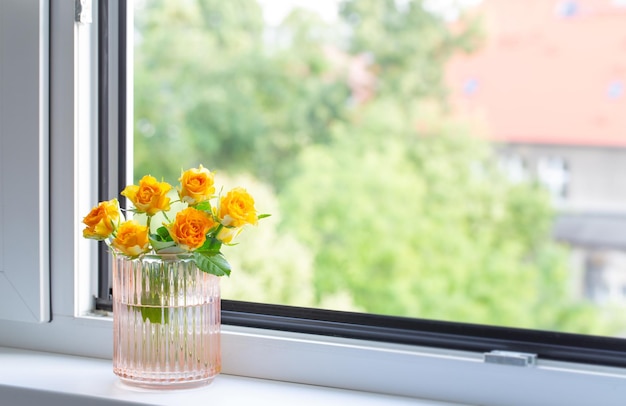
[112, 254, 221, 389]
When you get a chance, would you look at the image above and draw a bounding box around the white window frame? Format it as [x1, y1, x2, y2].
[0, 0, 50, 323]
[1, 2, 626, 405]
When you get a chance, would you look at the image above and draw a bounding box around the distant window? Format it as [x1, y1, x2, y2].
[500, 154, 528, 183]
[555, 1, 579, 17]
[584, 251, 607, 302]
[463, 78, 479, 96]
[607, 80, 624, 99]
[537, 156, 569, 199]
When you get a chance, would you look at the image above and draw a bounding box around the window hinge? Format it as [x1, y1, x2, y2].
[75, 0, 92, 24]
[484, 350, 537, 367]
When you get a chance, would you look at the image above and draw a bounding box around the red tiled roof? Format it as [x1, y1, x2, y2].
[446, 0, 626, 145]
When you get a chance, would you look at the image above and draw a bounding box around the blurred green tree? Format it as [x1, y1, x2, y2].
[134, 0, 349, 185]
[280, 101, 617, 333]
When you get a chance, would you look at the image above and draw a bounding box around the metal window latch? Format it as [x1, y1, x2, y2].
[75, 0, 92, 24]
[484, 350, 537, 367]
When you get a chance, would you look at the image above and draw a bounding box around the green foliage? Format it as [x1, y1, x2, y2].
[193, 251, 231, 277]
[134, 0, 349, 185]
[134, 0, 625, 335]
[280, 103, 620, 334]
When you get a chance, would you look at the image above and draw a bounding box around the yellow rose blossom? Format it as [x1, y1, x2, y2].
[218, 187, 258, 228]
[167, 207, 216, 251]
[82, 165, 268, 277]
[216, 226, 242, 244]
[178, 165, 216, 205]
[111, 220, 150, 257]
[82, 199, 122, 240]
[121, 175, 172, 216]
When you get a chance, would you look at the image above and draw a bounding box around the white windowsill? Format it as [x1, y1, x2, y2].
[0, 346, 466, 406]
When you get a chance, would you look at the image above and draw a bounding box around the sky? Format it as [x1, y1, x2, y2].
[256, 0, 483, 25]
[257, 0, 340, 25]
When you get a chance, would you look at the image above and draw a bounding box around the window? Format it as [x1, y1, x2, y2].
[608, 80, 624, 100]
[3, 2, 626, 406]
[130, 0, 626, 341]
[555, 0, 579, 17]
[537, 156, 569, 200]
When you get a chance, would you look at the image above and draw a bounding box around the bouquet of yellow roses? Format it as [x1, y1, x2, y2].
[82, 165, 268, 276]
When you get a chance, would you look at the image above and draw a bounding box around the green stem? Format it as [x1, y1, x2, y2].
[210, 224, 224, 250]
[162, 211, 171, 223]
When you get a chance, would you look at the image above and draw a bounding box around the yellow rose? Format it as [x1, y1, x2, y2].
[82, 199, 122, 240]
[218, 187, 258, 228]
[121, 175, 172, 216]
[216, 226, 242, 244]
[111, 220, 150, 257]
[167, 207, 216, 251]
[178, 165, 216, 205]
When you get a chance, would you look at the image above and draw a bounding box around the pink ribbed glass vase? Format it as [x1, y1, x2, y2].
[112, 254, 221, 389]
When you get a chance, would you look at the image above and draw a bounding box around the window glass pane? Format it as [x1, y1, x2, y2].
[133, 0, 626, 337]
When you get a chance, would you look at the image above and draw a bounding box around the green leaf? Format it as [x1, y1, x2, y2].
[258, 213, 271, 220]
[139, 306, 167, 325]
[196, 237, 222, 254]
[154, 245, 185, 254]
[195, 201, 213, 212]
[193, 251, 231, 277]
[136, 288, 168, 324]
[156, 226, 172, 241]
[149, 236, 177, 251]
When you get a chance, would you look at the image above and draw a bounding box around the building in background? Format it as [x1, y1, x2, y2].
[446, 0, 626, 303]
